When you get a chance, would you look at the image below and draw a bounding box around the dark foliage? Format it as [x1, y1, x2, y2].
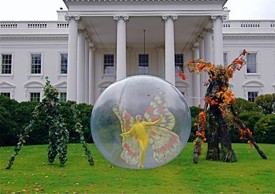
[0, 96, 93, 146]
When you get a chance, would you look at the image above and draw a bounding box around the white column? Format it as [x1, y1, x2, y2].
[204, 29, 213, 62]
[199, 36, 205, 105]
[114, 16, 129, 81]
[89, 45, 95, 105]
[84, 38, 89, 103]
[77, 30, 85, 103]
[162, 15, 177, 85]
[155, 45, 165, 79]
[201, 29, 213, 105]
[212, 15, 223, 65]
[193, 44, 200, 106]
[199, 37, 204, 59]
[65, 15, 79, 101]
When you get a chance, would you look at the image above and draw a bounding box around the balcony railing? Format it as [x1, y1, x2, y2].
[223, 20, 275, 34]
[223, 20, 275, 28]
[0, 21, 69, 29]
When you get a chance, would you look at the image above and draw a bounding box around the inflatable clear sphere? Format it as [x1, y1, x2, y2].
[91, 75, 191, 169]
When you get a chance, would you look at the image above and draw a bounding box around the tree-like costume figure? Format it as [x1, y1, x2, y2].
[178, 50, 267, 163]
[6, 78, 93, 169]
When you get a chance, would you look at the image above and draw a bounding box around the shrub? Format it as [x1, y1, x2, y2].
[254, 114, 275, 143]
[0, 95, 20, 146]
[255, 93, 275, 114]
[59, 101, 93, 143]
[0, 95, 94, 146]
[229, 111, 264, 143]
[233, 98, 261, 114]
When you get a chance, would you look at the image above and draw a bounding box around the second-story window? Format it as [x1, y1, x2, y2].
[246, 53, 257, 73]
[103, 54, 115, 74]
[139, 54, 149, 74]
[31, 54, 42, 74]
[223, 52, 229, 66]
[175, 54, 184, 73]
[1, 54, 12, 74]
[60, 53, 68, 74]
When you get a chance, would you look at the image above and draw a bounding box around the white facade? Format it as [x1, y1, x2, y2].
[0, 0, 275, 106]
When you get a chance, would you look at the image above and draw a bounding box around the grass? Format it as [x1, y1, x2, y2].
[0, 143, 275, 193]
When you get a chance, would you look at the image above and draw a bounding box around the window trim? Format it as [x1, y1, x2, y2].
[223, 51, 229, 66]
[59, 52, 68, 76]
[0, 92, 11, 98]
[175, 53, 184, 74]
[103, 53, 115, 76]
[29, 92, 41, 102]
[1, 53, 14, 77]
[242, 80, 263, 101]
[59, 92, 67, 102]
[24, 81, 44, 101]
[138, 53, 149, 75]
[247, 91, 259, 102]
[28, 52, 44, 78]
[245, 52, 259, 76]
[0, 81, 15, 99]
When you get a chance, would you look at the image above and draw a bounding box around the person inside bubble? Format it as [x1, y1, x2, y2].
[120, 114, 163, 168]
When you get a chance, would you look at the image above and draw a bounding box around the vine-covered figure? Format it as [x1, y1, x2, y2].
[178, 50, 267, 163]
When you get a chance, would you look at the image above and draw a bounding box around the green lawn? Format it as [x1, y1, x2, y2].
[0, 143, 274, 193]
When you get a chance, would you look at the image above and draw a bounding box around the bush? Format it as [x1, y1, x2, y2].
[59, 101, 93, 143]
[255, 93, 275, 114]
[229, 111, 264, 143]
[233, 98, 261, 114]
[254, 114, 275, 143]
[0, 95, 93, 146]
[0, 95, 20, 146]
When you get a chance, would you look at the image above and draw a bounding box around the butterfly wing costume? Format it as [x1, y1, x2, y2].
[112, 92, 182, 166]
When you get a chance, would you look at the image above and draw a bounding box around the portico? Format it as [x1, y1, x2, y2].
[63, 0, 228, 106]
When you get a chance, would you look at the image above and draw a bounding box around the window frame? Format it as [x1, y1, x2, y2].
[246, 52, 258, 74]
[1, 53, 13, 76]
[30, 92, 41, 102]
[1, 92, 11, 98]
[138, 53, 149, 75]
[30, 53, 43, 75]
[247, 91, 258, 102]
[59, 92, 67, 102]
[103, 54, 115, 75]
[60, 53, 68, 75]
[175, 53, 184, 73]
[223, 52, 229, 66]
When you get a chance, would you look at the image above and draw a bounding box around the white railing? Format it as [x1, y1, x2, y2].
[223, 20, 275, 33]
[0, 21, 69, 29]
[223, 20, 275, 28]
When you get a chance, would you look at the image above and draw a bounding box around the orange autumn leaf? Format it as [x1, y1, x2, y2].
[178, 72, 186, 80]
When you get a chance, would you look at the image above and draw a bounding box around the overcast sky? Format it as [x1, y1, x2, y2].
[0, 0, 274, 21]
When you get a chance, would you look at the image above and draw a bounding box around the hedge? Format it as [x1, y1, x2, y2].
[1, 95, 274, 146]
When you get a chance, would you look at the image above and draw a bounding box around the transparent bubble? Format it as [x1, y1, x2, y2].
[91, 75, 191, 169]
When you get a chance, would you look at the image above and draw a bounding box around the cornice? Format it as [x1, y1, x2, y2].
[223, 33, 275, 39]
[0, 34, 68, 40]
[64, 0, 226, 3]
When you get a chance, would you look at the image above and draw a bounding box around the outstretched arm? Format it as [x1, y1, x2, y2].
[121, 125, 135, 137]
[143, 115, 163, 126]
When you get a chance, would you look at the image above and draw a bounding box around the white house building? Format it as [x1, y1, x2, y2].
[0, 0, 275, 107]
